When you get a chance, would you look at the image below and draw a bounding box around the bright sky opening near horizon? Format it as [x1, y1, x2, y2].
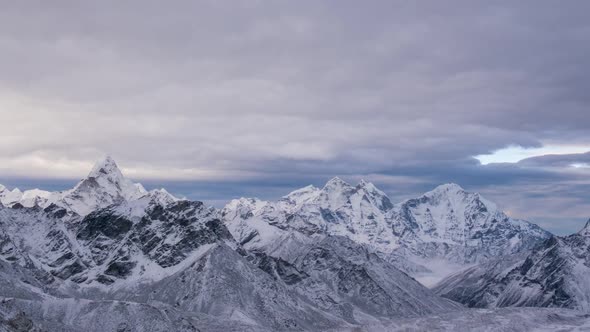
[0, 1, 589, 235]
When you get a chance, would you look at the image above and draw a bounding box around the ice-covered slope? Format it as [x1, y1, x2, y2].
[434, 219, 590, 311]
[0, 204, 87, 282]
[223, 179, 550, 285]
[110, 243, 346, 331]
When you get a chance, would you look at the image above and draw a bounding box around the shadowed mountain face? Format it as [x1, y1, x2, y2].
[0, 158, 470, 331]
[434, 220, 590, 312]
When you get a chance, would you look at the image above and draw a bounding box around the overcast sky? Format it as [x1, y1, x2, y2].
[1, 1, 589, 235]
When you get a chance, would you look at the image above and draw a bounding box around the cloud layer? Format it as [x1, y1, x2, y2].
[1, 1, 589, 234]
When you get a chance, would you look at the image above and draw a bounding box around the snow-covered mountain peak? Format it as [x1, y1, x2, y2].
[432, 183, 465, 192]
[87, 155, 126, 183]
[419, 183, 499, 213]
[318, 177, 356, 208]
[281, 185, 320, 207]
[0, 186, 24, 206]
[0, 157, 182, 214]
[389, 184, 550, 277]
[146, 188, 181, 206]
[0, 185, 56, 208]
[56, 156, 148, 215]
[20, 189, 51, 199]
[322, 176, 351, 190]
[425, 183, 469, 200]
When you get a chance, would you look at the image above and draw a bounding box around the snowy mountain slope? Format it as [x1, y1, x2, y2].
[330, 307, 590, 332]
[0, 258, 51, 302]
[222, 178, 400, 256]
[247, 236, 461, 325]
[0, 198, 345, 330]
[0, 296, 272, 332]
[390, 183, 550, 264]
[0, 202, 347, 330]
[434, 220, 590, 311]
[0, 204, 87, 283]
[3, 297, 589, 332]
[389, 184, 551, 284]
[0, 157, 185, 292]
[60, 199, 229, 286]
[222, 179, 550, 285]
[108, 243, 346, 331]
[70, 193, 454, 328]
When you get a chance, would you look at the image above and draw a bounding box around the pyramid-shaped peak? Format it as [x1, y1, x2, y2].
[88, 155, 124, 178]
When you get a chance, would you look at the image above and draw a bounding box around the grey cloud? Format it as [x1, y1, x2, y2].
[0, 1, 589, 234]
[518, 152, 590, 168]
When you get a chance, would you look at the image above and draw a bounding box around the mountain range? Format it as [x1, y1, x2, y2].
[0, 156, 588, 331]
[222, 177, 550, 285]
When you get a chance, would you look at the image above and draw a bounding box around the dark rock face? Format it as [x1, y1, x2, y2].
[43, 204, 70, 219]
[128, 201, 232, 268]
[105, 261, 137, 278]
[2, 311, 37, 332]
[78, 213, 133, 240]
[65, 199, 236, 283]
[0, 193, 237, 289]
[248, 252, 309, 285]
[10, 203, 24, 210]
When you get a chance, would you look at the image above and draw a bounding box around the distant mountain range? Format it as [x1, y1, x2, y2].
[222, 177, 550, 285]
[0, 157, 588, 331]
